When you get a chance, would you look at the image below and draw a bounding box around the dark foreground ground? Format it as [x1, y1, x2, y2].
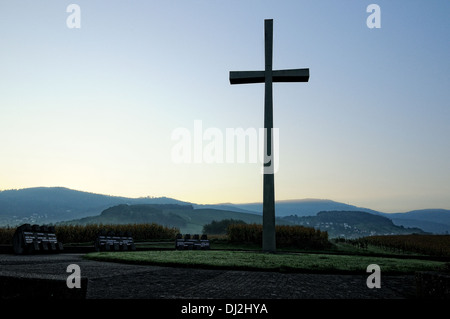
[0, 253, 417, 299]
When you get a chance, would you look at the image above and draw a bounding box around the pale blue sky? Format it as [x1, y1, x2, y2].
[0, 1, 449, 212]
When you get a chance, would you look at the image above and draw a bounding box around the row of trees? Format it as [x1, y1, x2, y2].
[202, 219, 330, 249]
[0, 223, 179, 245]
[363, 234, 450, 257]
[335, 234, 450, 257]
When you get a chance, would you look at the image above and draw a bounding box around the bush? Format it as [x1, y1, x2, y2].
[0, 227, 15, 245]
[227, 224, 331, 250]
[362, 234, 450, 257]
[203, 219, 247, 235]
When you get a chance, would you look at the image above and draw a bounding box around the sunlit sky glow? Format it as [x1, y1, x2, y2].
[0, 1, 449, 213]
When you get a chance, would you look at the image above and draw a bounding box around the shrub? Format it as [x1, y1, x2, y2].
[362, 234, 450, 257]
[203, 219, 247, 235]
[0, 227, 15, 245]
[227, 224, 331, 250]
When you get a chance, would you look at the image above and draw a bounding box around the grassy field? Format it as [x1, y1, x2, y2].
[130, 239, 447, 258]
[84, 249, 447, 275]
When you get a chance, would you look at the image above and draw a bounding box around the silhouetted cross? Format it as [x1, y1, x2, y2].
[229, 19, 309, 252]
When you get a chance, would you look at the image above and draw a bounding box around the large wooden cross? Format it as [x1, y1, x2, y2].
[229, 19, 309, 252]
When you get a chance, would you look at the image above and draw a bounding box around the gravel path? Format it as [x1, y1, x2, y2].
[0, 253, 417, 299]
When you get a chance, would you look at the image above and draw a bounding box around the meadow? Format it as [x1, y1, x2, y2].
[84, 250, 446, 275]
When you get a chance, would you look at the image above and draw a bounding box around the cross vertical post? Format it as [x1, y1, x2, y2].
[263, 19, 276, 253]
[229, 19, 309, 253]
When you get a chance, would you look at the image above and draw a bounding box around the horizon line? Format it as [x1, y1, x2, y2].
[1, 186, 449, 213]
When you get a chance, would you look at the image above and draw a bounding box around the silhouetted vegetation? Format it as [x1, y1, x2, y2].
[0, 224, 179, 245]
[363, 234, 450, 257]
[336, 234, 450, 257]
[227, 224, 331, 250]
[56, 224, 179, 243]
[0, 226, 14, 245]
[202, 219, 247, 235]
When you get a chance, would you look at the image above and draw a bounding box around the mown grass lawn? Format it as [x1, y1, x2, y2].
[84, 250, 446, 275]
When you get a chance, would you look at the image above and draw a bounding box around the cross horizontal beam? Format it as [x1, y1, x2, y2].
[229, 68, 309, 85]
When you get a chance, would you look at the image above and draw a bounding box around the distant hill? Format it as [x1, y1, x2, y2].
[60, 203, 267, 234]
[282, 211, 427, 239]
[192, 203, 257, 214]
[384, 209, 450, 234]
[64, 204, 193, 228]
[0, 187, 190, 226]
[231, 200, 450, 234]
[229, 199, 384, 217]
